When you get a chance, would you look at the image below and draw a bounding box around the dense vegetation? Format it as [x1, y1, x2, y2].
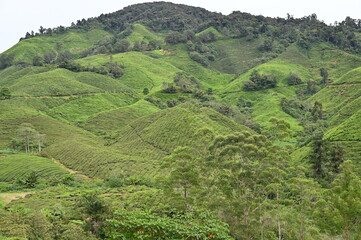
[0, 2, 361, 240]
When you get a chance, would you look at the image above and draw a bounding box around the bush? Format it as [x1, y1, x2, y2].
[105, 178, 124, 188]
[287, 73, 302, 85]
[243, 70, 277, 91]
[17, 171, 39, 188]
[189, 52, 208, 66]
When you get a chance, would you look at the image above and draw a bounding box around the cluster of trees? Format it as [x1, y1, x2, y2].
[0, 53, 14, 70]
[32, 50, 124, 78]
[20, 25, 70, 41]
[81, 37, 162, 58]
[160, 132, 361, 239]
[243, 70, 278, 91]
[286, 72, 303, 85]
[162, 72, 201, 94]
[14, 123, 45, 153]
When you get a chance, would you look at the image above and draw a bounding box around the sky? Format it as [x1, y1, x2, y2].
[0, 0, 360, 53]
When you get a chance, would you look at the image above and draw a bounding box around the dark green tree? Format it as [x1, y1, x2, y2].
[43, 51, 56, 64]
[287, 73, 302, 85]
[0, 87, 11, 100]
[143, 87, 149, 95]
[311, 101, 323, 122]
[320, 68, 329, 83]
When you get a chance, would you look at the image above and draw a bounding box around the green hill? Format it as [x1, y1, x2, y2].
[0, 154, 68, 182]
[2, 29, 112, 63]
[1, 2, 361, 239]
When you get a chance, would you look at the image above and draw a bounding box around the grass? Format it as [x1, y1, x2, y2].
[1, 67, 134, 97]
[196, 27, 224, 39]
[46, 93, 138, 124]
[161, 44, 234, 90]
[208, 38, 266, 74]
[1, 29, 113, 63]
[7, 69, 102, 97]
[125, 24, 163, 45]
[76, 51, 181, 92]
[333, 66, 361, 84]
[222, 59, 313, 92]
[325, 109, 361, 141]
[0, 154, 68, 182]
[82, 99, 160, 135]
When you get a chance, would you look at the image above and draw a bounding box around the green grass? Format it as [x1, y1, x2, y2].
[46, 93, 137, 124]
[333, 66, 361, 84]
[112, 103, 249, 155]
[325, 109, 361, 141]
[196, 27, 224, 39]
[82, 99, 160, 135]
[0, 154, 68, 182]
[1, 29, 113, 63]
[222, 59, 312, 92]
[329, 96, 361, 127]
[6, 69, 101, 96]
[161, 44, 234, 90]
[308, 82, 361, 115]
[76, 51, 181, 92]
[125, 24, 163, 45]
[208, 38, 266, 74]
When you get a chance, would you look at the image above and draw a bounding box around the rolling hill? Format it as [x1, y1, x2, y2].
[1, 2, 361, 239]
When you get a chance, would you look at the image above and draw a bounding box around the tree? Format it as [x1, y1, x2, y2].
[16, 123, 38, 153]
[39, 26, 45, 34]
[16, 123, 45, 153]
[315, 161, 361, 239]
[267, 118, 291, 141]
[165, 31, 186, 44]
[319, 68, 329, 83]
[77, 192, 110, 236]
[32, 55, 44, 66]
[287, 73, 302, 85]
[259, 39, 273, 51]
[113, 39, 130, 53]
[0, 53, 15, 70]
[143, 87, 149, 95]
[309, 131, 328, 177]
[0, 87, 11, 100]
[311, 101, 323, 122]
[34, 133, 46, 152]
[243, 70, 278, 91]
[43, 51, 56, 64]
[329, 143, 344, 173]
[162, 147, 199, 210]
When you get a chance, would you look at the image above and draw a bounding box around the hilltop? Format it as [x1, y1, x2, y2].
[0, 2, 361, 239]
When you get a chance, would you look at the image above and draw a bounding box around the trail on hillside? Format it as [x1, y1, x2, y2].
[0, 192, 33, 204]
[52, 158, 91, 180]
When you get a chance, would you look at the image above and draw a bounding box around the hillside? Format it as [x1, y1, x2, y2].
[0, 2, 361, 240]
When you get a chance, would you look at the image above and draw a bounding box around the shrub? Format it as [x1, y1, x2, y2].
[287, 73, 303, 85]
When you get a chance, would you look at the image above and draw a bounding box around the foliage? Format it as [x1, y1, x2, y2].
[315, 161, 361, 239]
[104, 210, 234, 240]
[0, 88, 11, 100]
[286, 72, 303, 85]
[243, 70, 278, 91]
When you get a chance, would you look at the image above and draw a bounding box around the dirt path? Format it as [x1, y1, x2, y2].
[52, 158, 91, 180]
[0, 192, 33, 204]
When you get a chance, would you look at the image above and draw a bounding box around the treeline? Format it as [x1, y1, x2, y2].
[19, 2, 361, 55]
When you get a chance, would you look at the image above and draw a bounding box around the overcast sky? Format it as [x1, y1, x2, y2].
[0, 0, 360, 53]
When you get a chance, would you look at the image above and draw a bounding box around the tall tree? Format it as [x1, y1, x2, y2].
[162, 146, 199, 210]
[16, 123, 38, 153]
[315, 161, 361, 239]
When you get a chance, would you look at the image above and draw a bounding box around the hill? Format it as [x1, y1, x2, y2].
[1, 2, 361, 240]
